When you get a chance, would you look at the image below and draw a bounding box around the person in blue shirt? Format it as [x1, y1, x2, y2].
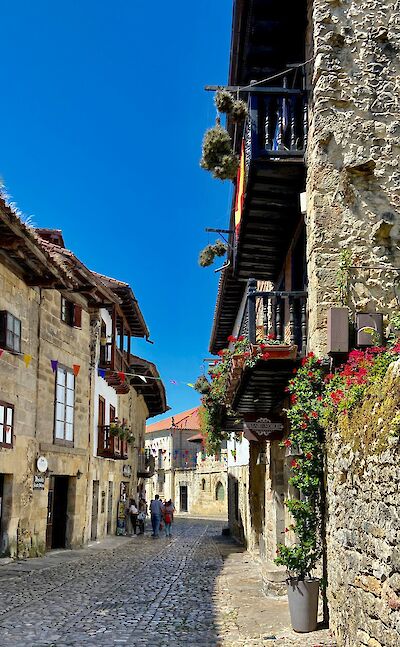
[150, 494, 163, 538]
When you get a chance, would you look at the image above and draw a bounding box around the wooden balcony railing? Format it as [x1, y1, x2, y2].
[245, 86, 308, 164]
[97, 425, 128, 460]
[242, 280, 308, 355]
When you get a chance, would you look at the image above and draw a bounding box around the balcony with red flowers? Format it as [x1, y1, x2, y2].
[224, 279, 308, 415]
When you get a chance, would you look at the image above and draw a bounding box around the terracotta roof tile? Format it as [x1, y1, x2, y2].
[146, 407, 200, 434]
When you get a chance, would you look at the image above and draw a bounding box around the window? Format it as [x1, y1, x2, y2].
[0, 312, 21, 353]
[216, 482, 225, 502]
[61, 297, 82, 328]
[0, 402, 14, 447]
[54, 366, 75, 443]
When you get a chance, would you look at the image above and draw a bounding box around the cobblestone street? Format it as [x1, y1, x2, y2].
[0, 519, 335, 647]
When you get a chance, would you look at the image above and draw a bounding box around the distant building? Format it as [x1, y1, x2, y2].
[145, 408, 227, 517]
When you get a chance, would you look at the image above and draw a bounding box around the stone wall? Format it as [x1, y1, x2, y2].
[306, 0, 400, 357]
[326, 359, 400, 646]
[0, 264, 40, 556]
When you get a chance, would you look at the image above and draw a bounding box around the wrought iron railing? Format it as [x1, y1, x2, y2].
[245, 86, 308, 166]
[244, 280, 308, 354]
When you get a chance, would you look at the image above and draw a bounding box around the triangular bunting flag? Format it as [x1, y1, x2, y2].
[186, 383, 194, 388]
[72, 364, 80, 377]
[98, 368, 106, 379]
[118, 371, 125, 382]
[23, 354, 32, 368]
[137, 375, 147, 383]
[170, 379, 177, 385]
[51, 360, 58, 373]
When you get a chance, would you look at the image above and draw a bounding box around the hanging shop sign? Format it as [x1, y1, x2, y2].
[33, 474, 46, 490]
[243, 415, 284, 442]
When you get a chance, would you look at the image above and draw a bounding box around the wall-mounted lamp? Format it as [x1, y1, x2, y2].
[76, 470, 83, 479]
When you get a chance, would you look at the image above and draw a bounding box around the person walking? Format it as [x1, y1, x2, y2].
[150, 494, 163, 538]
[163, 499, 175, 538]
[129, 499, 138, 536]
[137, 497, 147, 535]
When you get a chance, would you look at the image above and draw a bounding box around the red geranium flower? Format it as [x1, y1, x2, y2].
[301, 422, 307, 429]
[283, 439, 291, 447]
[291, 459, 299, 469]
[308, 371, 314, 378]
[317, 395, 323, 402]
[311, 411, 318, 418]
[227, 335, 237, 343]
[267, 333, 276, 340]
[293, 368, 297, 374]
[262, 352, 270, 360]
[305, 452, 313, 460]
[290, 394, 297, 404]
[237, 336, 245, 342]
[217, 350, 224, 357]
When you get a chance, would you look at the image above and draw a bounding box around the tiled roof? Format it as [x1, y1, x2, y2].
[93, 272, 149, 338]
[146, 407, 200, 434]
[128, 354, 169, 419]
[0, 193, 76, 287]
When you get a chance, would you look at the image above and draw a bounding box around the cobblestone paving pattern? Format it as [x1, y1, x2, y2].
[0, 519, 336, 647]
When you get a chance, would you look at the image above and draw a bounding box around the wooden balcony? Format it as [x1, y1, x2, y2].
[99, 346, 130, 395]
[137, 450, 155, 478]
[97, 426, 128, 460]
[234, 87, 307, 282]
[228, 282, 308, 414]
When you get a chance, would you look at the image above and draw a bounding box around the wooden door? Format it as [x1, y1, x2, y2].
[46, 476, 55, 549]
[91, 480, 99, 540]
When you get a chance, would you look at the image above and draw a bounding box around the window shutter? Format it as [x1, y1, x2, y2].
[0, 311, 6, 347]
[73, 305, 82, 328]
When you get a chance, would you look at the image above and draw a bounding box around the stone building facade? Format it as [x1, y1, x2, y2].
[145, 408, 228, 517]
[0, 195, 167, 558]
[206, 0, 400, 643]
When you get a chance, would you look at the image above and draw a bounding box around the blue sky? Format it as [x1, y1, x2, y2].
[1, 0, 233, 420]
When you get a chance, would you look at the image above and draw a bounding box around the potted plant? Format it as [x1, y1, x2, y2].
[275, 531, 320, 633]
[274, 354, 325, 632]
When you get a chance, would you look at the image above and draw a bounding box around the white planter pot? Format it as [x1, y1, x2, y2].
[286, 577, 319, 633]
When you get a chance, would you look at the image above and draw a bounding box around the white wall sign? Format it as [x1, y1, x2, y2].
[36, 456, 48, 473]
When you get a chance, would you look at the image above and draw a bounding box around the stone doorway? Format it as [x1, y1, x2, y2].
[179, 485, 188, 512]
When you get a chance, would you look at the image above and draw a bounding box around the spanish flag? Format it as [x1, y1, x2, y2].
[234, 139, 245, 238]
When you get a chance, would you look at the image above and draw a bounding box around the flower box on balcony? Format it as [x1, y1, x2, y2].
[261, 344, 298, 361]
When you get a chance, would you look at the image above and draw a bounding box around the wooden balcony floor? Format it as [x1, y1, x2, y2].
[231, 358, 298, 414]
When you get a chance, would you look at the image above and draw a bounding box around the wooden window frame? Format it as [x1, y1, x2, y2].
[0, 401, 14, 448]
[54, 365, 75, 446]
[60, 297, 82, 329]
[0, 311, 21, 354]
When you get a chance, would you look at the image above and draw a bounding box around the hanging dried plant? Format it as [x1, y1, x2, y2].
[199, 245, 217, 267]
[213, 153, 239, 181]
[231, 99, 248, 122]
[200, 125, 232, 171]
[194, 375, 211, 395]
[213, 239, 228, 257]
[214, 89, 235, 114]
